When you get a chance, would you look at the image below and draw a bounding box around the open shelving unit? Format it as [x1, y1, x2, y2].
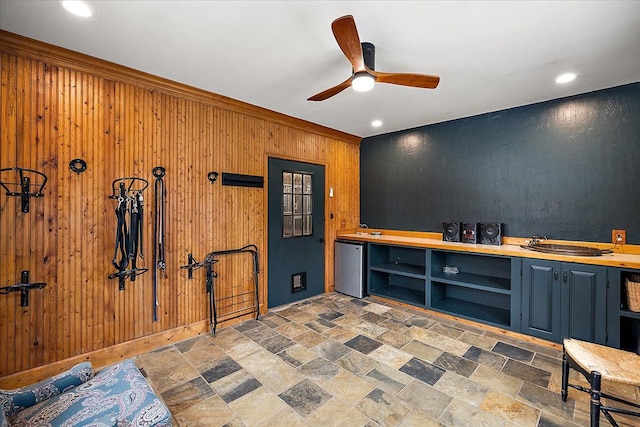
[428, 250, 519, 329]
[608, 269, 640, 352]
[366, 243, 521, 330]
[367, 244, 427, 307]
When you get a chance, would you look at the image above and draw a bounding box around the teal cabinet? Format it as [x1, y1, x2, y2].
[522, 259, 606, 344]
[364, 241, 609, 346]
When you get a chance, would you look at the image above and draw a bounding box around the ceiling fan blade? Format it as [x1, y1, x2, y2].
[369, 70, 440, 89]
[307, 77, 353, 101]
[331, 15, 366, 73]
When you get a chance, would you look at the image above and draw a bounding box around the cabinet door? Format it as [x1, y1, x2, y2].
[522, 259, 562, 342]
[561, 264, 607, 344]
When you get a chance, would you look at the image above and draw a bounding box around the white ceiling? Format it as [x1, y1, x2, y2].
[1, 1, 639, 138]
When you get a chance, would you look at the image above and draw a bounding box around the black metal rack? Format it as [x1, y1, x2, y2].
[182, 244, 260, 335]
[0, 270, 47, 307]
[0, 167, 48, 213]
[107, 177, 149, 290]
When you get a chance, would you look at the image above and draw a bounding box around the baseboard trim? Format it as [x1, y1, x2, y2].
[0, 320, 209, 389]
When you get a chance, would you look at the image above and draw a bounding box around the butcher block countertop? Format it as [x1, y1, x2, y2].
[337, 229, 640, 270]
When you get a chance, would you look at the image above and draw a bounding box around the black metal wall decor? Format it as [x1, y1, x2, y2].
[181, 253, 219, 332]
[0, 167, 48, 213]
[108, 177, 149, 290]
[181, 245, 260, 335]
[152, 166, 166, 322]
[69, 158, 87, 174]
[0, 270, 47, 307]
[221, 172, 264, 188]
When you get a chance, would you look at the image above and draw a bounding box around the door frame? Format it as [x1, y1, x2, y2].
[263, 154, 329, 312]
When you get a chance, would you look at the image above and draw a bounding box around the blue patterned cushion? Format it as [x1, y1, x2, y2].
[0, 361, 93, 416]
[8, 359, 170, 426]
[0, 408, 9, 427]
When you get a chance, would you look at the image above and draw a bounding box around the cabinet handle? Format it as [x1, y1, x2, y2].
[554, 270, 558, 281]
[563, 272, 568, 283]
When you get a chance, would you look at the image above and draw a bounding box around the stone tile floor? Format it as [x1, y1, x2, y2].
[134, 293, 640, 426]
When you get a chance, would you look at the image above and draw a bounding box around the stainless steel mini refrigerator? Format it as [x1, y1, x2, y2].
[334, 240, 366, 298]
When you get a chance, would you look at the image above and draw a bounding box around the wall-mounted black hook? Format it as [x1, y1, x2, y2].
[182, 253, 196, 279]
[152, 166, 166, 178]
[0, 167, 47, 213]
[179, 253, 217, 280]
[208, 171, 219, 183]
[0, 270, 47, 307]
[69, 158, 87, 175]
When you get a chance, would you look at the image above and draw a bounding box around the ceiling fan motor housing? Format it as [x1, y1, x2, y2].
[362, 42, 375, 70]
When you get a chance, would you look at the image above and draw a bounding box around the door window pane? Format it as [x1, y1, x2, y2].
[283, 194, 292, 215]
[283, 172, 292, 193]
[293, 195, 303, 215]
[303, 174, 312, 194]
[293, 215, 303, 237]
[283, 216, 293, 238]
[293, 173, 302, 194]
[282, 171, 313, 238]
[303, 195, 312, 215]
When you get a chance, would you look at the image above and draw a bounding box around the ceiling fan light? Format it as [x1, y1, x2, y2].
[352, 73, 375, 92]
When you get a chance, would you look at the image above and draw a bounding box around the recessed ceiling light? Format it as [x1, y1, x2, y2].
[60, 1, 94, 18]
[555, 73, 577, 84]
[371, 120, 382, 128]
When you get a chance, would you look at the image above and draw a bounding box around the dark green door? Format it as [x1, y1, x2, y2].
[268, 158, 325, 308]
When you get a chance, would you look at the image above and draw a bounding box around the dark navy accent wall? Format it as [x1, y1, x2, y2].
[360, 83, 640, 243]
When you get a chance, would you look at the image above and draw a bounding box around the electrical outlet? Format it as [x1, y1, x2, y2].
[612, 229, 626, 245]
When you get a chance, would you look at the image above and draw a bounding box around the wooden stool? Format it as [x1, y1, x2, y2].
[562, 338, 640, 427]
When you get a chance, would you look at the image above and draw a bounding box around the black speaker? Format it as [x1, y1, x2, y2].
[480, 222, 503, 245]
[461, 222, 478, 244]
[442, 222, 460, 242]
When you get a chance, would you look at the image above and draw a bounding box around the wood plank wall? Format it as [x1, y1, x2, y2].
[0, 31, 360, 378]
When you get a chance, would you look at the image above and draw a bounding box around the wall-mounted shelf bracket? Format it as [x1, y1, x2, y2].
[180, 253, 218, 280]
[0, 270, 47, 307]
[0, 167, 48, 213]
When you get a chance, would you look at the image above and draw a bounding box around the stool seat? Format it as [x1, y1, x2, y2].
[562, 338, 640, 427]
[564, 338, 640, 387]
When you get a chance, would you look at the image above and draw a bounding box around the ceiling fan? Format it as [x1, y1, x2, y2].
[307, 15, 440, 101]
